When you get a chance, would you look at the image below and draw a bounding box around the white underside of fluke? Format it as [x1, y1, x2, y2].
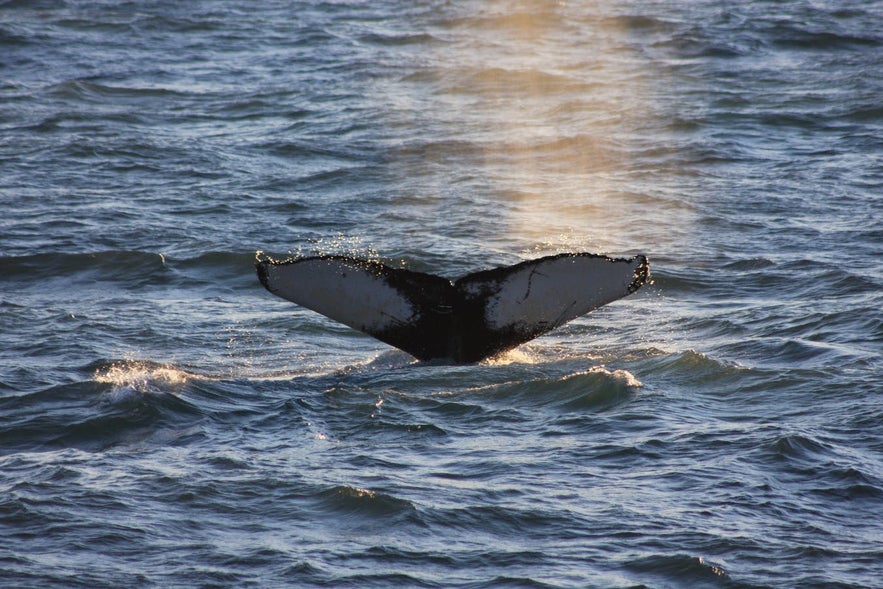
[262, 257, 417, 332]
[470, 256, 644, 332]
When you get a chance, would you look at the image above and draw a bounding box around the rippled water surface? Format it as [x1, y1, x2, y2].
[1, 1, 881, 587]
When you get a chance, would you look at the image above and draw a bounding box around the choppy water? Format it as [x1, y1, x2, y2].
[1, 1, 882, 587]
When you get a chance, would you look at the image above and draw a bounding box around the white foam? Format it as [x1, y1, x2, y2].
[583, 365, 643, 388]
[93, 360, 191, 402]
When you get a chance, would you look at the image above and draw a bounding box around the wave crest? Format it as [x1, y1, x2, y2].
[93, 360, 192, 403]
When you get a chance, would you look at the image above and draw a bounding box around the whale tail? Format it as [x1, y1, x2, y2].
[256, 252, 650, 363]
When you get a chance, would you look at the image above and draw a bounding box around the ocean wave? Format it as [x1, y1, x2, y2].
[359, 31, 443, 47]
[654, 255, 879, 305]
[623, 553, 731, 586]
[425, 503, 574, 540]
[766, 21, 882, 51]
[0, 386, 201, 454]
[0, 23, 34, 46]
[529, 367, 641, 411]
[0, 360, 210, 454]
[809, 466, 883, 501]
[0, 251, 167, 280]
[638, 349, 748, 386]
[48, 79, 188, 102]
[92, 359, 192, 400]
[314, 485, 419, 522]
[771, 433, 832, 461]
[395, 364, 642, 414]
[0, 250, 267, 295]
[763, 431, 883, 504]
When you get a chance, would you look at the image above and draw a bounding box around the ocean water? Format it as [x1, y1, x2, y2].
[1, 0, 881, 587]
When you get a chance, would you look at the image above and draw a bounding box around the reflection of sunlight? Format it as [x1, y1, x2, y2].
[466, 2, 652, 254]
[378, 1, 695, 258]
[481, 347, 538, 366]
[94, 361, 189, 389]
[94, 360, 191, 401]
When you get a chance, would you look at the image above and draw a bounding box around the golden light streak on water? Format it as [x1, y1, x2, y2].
[463, 1, 660, 254]
[378, 1, 696, 258]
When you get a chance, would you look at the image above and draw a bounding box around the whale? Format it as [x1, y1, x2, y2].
[255, 252, 650, 363]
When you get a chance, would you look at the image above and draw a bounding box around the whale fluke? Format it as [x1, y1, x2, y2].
[255, 252, 650, 363]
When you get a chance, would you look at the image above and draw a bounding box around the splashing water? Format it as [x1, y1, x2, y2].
[93, 360, 191, 401]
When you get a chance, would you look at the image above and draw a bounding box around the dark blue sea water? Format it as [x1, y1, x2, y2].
[1, 1, 882, 587]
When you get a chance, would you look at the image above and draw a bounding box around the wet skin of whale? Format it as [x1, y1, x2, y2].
[256, 252, 650, 363]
